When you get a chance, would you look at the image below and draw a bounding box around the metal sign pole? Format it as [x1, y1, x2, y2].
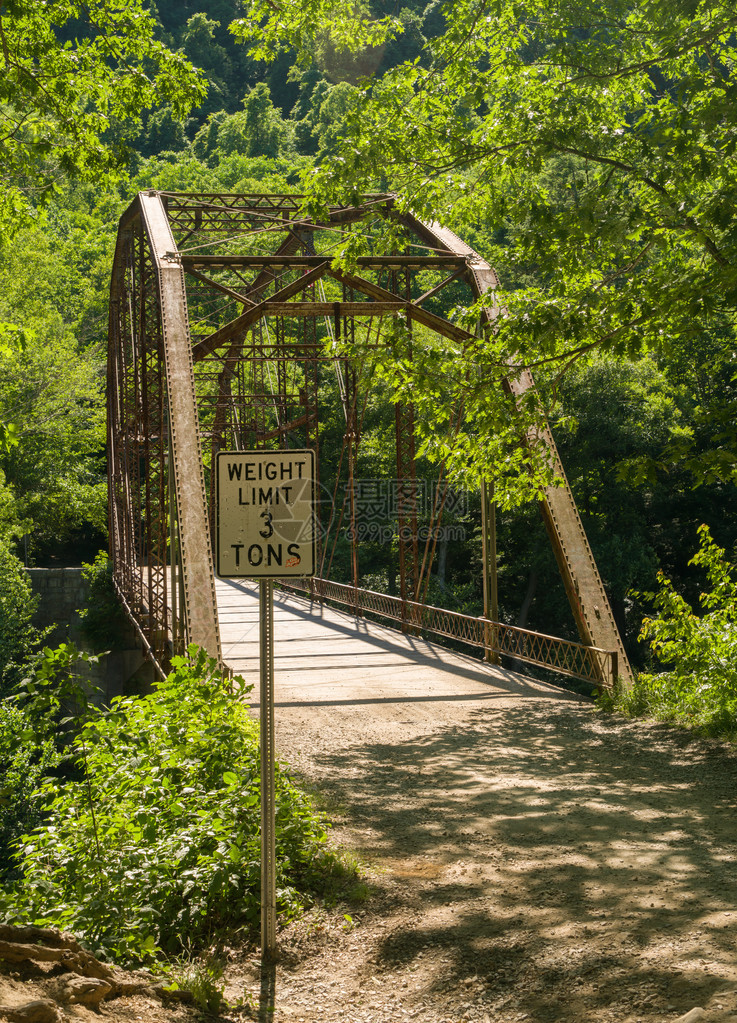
[215, 448, 316, 963]
[259, 578, 277, 959]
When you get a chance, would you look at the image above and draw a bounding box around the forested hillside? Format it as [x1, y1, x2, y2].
[0, 0, 734, 991]
[0, 0, 736, 718]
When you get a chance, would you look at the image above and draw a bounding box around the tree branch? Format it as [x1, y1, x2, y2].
[547, 142, 730, 267]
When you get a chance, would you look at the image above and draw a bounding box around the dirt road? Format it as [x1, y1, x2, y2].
[226, 590, 737, 1023]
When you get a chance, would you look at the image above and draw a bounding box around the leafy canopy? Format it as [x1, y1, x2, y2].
[232, 0, 737, 490]
[231, 0, 402, 68]
[0, 0, 205, 231]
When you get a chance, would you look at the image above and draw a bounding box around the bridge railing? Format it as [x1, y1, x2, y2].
[277, 576, 618, 688]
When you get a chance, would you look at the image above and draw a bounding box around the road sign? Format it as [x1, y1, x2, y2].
[216, 449, 316, 578]
[215, 449, 316, 960]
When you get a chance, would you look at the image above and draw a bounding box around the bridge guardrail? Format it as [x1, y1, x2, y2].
[277, 575, 618, 688]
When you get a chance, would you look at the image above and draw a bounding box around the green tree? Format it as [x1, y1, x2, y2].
[152, 0, 262, 120]
[231, 0, 737, 494]
[139, 106, 189, 159]
[0, 702, 59, 880]
[182, 12, 232, 119]
[216, 83, 296, 159]
[0, 0, 205, 234]
[606, 524, 737, 737]
[0, 540, 41, 693]
[290, 71, 331, 155]
[193, 110, 229, 164]
[0, 308, 106, 558]
[312, 81, 361, 156]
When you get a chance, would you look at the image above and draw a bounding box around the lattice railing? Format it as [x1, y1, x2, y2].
[278, 576, 618, 688]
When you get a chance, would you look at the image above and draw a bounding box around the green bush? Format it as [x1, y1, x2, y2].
[5, 646, 328, 963]
[602, 525, 737, 738]
[79, 552, 129, 649]
[0, 703, 59, 881]
[0, 538, 41, 695]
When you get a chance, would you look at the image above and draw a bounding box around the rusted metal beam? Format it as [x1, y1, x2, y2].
[162, 192, 395, 234]
[331, 267, 474, 345]
[138, 192, 222, 662]
[182, 266, 256, 306]
[181, 255, 465, 269]
[415, 265, 469, 305]
[192, 262, 330, 362]
[249, 301, 405, 316]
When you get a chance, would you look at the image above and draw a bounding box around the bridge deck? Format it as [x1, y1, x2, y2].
[216, 578, 575, 708]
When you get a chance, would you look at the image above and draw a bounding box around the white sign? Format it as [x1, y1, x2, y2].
[216, 449, 316, 578]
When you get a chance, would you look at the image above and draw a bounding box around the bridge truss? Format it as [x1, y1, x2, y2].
[107, 191, 632, 688]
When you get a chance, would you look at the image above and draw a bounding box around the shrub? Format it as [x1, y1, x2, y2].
[602, 525, 737, 738]
[79, 552, 129, 649]
[4, 646, 328, 963]
[0, 702, 59, 881]
[0, 538, 41, 695]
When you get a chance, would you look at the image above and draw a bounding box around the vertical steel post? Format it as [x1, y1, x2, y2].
[395, 402, 418, 628]
[259, 580, 277, 959]
[168, 444, 178, 653]
[481, 480, 500, 664]
[346, 362, 359, 613]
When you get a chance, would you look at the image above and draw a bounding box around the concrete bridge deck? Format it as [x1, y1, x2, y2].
[216, 578, 577, 709]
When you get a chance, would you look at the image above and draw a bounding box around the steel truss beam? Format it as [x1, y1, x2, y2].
[408, 220, 632, 684]
[108, 190, 631, 687]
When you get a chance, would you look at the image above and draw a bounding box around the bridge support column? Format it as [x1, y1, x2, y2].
[481, 480, 500, 664]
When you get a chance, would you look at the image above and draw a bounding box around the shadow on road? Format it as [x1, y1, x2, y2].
[308, 703, 737, 1020]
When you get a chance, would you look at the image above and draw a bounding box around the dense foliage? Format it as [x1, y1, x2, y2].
[0, 538, 42, 694]
[0, 0, 732, 750]
[234, 0, 737, 493]
[602, 526, 737, 737]
[0, 0, 204, 233]
[0, 703, 59, 881]
[79, 553, 130, 649]
[4, 648, 330, 963]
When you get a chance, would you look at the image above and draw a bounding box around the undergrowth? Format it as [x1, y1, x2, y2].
[598, 525, 737, 740]
[1, 645, 342, 964]
[0, 702, 59, 881]
[79, 552, 130, 650]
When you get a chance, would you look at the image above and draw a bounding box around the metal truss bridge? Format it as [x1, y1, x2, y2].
[107, 191, 631, 689]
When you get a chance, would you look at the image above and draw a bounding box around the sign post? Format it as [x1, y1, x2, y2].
[215, 449, 316, 960]
[259, 577, 276, 957]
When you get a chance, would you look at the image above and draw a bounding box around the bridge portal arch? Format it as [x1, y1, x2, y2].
[107, 191, 631, 686]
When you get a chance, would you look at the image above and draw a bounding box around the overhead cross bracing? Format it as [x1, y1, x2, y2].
[107, 191, 632, 688]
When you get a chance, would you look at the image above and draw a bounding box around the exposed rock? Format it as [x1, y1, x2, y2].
[0, 942, 62, 966]
[0, 927, 80, 953]
[0, 924, 175, 1011]
[109, 971, 156, 997]
[47, 975, 112, 1006]
[0, 938, 112, 979]
[0, 1000, 63, 1023]
[59, 948, 113, 979]
[676, 1010, 706, 1023]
